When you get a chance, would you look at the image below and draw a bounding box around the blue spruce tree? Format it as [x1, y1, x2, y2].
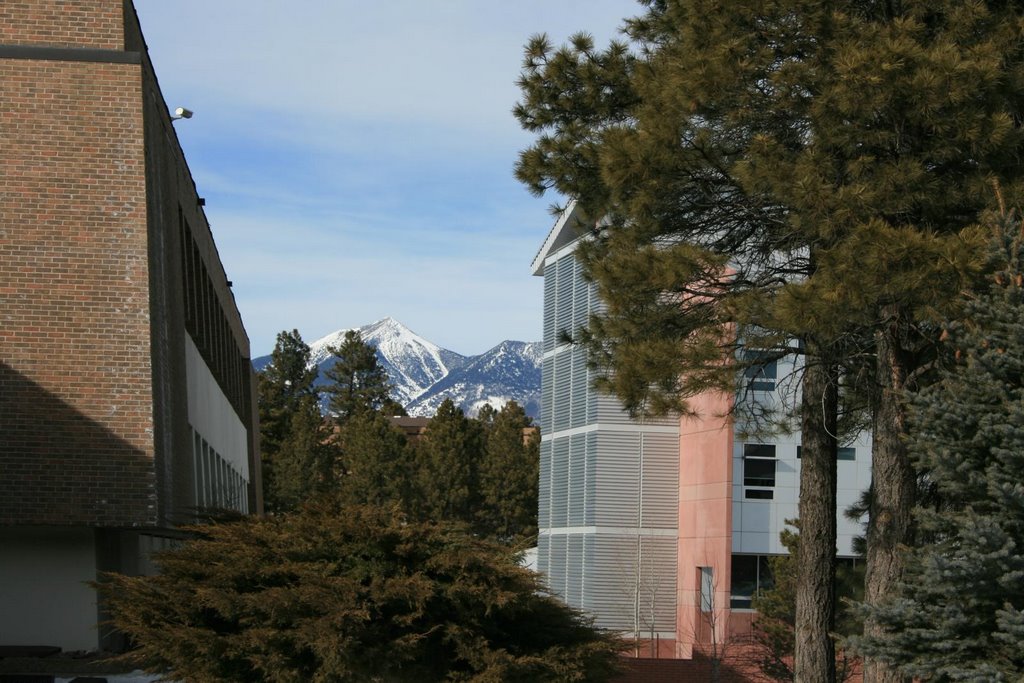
[855, 213, 1024, 680]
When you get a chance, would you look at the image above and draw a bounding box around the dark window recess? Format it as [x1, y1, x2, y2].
[744, 444, 776, 459]
[745, 489, 774, 500]
[797, 446, 856, 461]
[743, 444, 777, 489]
[744, 460, 776, 487]
[730, 555, 757, 608]
[730, 554, 776, 608]
[179, 212, 251, 427]
[743, 351, 777, 391]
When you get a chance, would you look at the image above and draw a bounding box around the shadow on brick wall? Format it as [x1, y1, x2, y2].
[0, 362, 156, 527]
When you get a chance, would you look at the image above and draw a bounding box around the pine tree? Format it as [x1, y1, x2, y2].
[98, 502, 624, 682]
[322, 330, 392, 423]
[334, 411, 411, 510]
[258, 330, 327, 513]
[753, 523, 863, 682]
[854, 215, 1024, 680]
[516, 4, 1024, 680]
[476, 401, 539, 544]
[415, 399, 482, 525]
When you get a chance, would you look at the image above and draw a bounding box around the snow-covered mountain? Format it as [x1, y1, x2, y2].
[305, 317, 467, 405]
[253, 318, 541, 418]
[405, 340, 542, 417]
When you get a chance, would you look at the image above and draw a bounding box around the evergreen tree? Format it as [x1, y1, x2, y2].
[516, 4, 1024, 680]
[415, 399, 482, 525]
[98, 502, 624, 682]
[854, 215, 1024, 680]
[476, 401, 539, 544]
[322, 330, 392, 424]
[753, 523, 863, 682]
[258, 330, 327, 513]
[334, 411, 411, 510]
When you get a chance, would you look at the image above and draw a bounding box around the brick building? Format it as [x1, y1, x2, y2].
[0, 1, 261, 651]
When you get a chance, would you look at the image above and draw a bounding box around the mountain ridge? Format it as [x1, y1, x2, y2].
[252, 318, 541, 418]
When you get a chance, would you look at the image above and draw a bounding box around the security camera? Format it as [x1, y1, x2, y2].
[171, 107, 193, 120]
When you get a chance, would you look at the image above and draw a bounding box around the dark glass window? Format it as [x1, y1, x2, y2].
[797, 445, 856, 461]
[743, 351, 777, 391]
[743, 445, 776, 488]
[730, 554, 776, 608]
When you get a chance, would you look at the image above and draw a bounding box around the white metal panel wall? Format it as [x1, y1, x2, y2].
[555, 256, 574, 343]
[584, 534, 639, 630]
[640, 433, 681, 528]
[592, 431, 641, 527]
[566, 534, 585, 607]
[538, 440, 552, 529]
[551, 438, 570, 527]
[549, 533, 568, 599]
[568, 433, 588, 526]
[543, 266, 557, 352]
[585, 431, 599, 525]
[553, 352, 572, 432]
[541, 356, 553, 433]
[537, 240, 680, 640]
[570, 346, 589, 428]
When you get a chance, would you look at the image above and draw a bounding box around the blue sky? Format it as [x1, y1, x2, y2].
[133, 1, 636, 357]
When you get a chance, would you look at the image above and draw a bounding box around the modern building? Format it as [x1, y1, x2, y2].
[531, 202, 870, 658]
[0, 1, 261, 652]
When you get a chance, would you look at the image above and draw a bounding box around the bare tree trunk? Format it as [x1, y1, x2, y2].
[794, 343, 838, 683]
[862, 310, 915, 683]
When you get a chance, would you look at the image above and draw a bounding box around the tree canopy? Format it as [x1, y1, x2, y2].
[258, 330, 329, 512]
[414, 399, 484, 526]
[516, 3, 1024, 680]
[322, 330, 393, 423]
[476, 401, 539, 545]
[853, 212, 1024, 680]
[99, 502, 622, 682]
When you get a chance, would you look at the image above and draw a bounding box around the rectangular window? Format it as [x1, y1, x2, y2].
[730, 555, 775, 609]
[797, 445, 856, 461]
[743, 351, 777, 391]
[699, 566, 715, 613]
[730, 555, 757, 609]
[193, 430, 204, 508]
[202, 440, 212, 507]
[743, 444, 776, 487]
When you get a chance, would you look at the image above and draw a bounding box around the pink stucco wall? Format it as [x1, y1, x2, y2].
[676, 389, 734, 658]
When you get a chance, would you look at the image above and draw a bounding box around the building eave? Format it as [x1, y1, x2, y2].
[530, 200, 586, 277]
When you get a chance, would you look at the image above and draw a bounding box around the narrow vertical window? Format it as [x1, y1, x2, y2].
[700, 566, 715, 613]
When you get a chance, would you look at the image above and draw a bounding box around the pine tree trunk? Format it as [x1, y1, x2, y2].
[794, 344, 838, 683]
[862, 309, 916, 683]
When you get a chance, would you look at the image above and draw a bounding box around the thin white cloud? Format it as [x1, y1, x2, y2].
[133, 0, 635, 354]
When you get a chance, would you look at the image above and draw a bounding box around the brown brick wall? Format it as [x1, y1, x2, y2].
[0, 54, 155, 526]
[0, 1, 125, 50]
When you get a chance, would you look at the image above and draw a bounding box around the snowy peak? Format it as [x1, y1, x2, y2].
[306, 318, 464, 405]
[404, 340, 542, 418]
[253, 319, 540, 419]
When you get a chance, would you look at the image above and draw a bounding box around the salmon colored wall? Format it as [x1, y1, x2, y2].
[677, 389, 734, 658]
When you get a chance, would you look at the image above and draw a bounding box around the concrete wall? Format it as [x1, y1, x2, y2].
[0, 527, 98, 651]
